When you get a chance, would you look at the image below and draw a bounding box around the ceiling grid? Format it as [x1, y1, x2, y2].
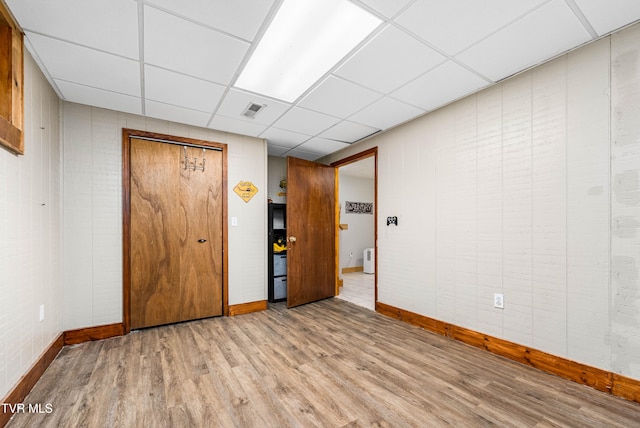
[5, 0, 640, 160]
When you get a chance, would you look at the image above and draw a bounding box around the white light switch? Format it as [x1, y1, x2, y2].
[231, 217, 238, 227]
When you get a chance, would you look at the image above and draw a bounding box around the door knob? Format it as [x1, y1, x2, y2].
[197, 239, 207, 243]
[288, 236, 297, 243]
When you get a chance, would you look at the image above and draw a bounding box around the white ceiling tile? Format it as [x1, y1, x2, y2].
[146, 100, 212, 128]
[271, 107, 341, 136]
[335, 25, 446, 94]
[6, 0, 139, 59]
[144, 6, 249, 84]
[209, 115, 268, 137]
[299, 76, 382, 118]
[267, 145, 291, 157]
[56, 80, 142, 115]
[216, 89, 291, 126]
[145, 0, 275, 41]
[260, 128, 311, 148]
[358, 0, 414, 19]
[392, 61, 489, 111]
[396, 0, 546, 55]
[284, 148, 324, 161]
[297, 137, 351, 155]
[145, 65, 225, 113]
[349, 96, 425, 129]
[455, 0, 591, 82]
[319, 121, 379, 143]
[573, 0, 640, 35]
[26, 32, 140, 96]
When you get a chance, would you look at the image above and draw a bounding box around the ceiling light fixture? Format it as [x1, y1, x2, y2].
[234, 0, 381, 103]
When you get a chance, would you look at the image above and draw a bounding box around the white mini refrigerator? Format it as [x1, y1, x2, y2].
[364, 248, 375, 274]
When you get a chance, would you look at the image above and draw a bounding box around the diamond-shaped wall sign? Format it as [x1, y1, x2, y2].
[233, 181, 259, 203]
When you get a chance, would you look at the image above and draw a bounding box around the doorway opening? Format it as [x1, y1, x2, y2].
[332, 148, 377, 311]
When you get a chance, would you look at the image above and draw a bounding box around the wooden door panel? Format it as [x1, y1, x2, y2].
[130, 139, 223, 328]
[287, 157, 336, 307]
[131, 139, 181, 328]
[179, 147, 223, 319]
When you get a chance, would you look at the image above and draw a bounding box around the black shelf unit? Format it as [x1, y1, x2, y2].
[268, 203, 287, 302]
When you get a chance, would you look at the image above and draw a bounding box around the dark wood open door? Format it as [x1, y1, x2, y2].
[286, 157, 337, 308]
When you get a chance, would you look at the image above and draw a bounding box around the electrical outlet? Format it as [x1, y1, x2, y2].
[39, 304, 44, 321]
[494, 293, 504, 309]
[349, 251, 353, 257]
[231, 217, 238, 227]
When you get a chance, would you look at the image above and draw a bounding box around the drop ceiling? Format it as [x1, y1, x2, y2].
[6, 0, 640, 160]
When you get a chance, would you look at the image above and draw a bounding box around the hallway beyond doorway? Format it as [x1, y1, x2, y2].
[336, 272, 374, 310]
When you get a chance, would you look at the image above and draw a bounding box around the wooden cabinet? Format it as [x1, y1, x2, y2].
[0, 2, 24, 155]
[268, 203, 287, 302]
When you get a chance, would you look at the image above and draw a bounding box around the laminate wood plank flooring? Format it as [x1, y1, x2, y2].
[8, 299, 640, 427]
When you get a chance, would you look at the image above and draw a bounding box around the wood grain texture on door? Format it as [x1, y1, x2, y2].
[286, 157, 336, 308]
[130, 138, 222, 329]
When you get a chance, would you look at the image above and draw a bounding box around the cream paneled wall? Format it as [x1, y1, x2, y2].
[322, 24, 640, 379]
[566, 37, 611, 368]
[0, 52, 62, 399]
[611, 26, 640, 376]
[267, 156, 287, 204]
[62, 104, 267, 330]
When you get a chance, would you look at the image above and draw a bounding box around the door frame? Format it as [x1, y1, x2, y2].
[331, 147, 378, 308]
[122, 128, 229, 333]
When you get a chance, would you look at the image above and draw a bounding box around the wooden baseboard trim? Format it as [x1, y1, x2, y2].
[342, 266, 363, 274]
[0, 333, 64, 427]
[376, 301, 640, 405]
[229, 300, 268, 316]
[63, 322, 125, 346]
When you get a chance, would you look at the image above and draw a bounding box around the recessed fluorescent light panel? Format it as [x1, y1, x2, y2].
[235, 0, 381, 103]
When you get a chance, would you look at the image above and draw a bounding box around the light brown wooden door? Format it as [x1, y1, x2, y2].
[286, 157, 336, 308]
[130, 138, 223, 329]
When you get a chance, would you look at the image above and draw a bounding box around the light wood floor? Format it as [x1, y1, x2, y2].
[8, 299, 640, 427]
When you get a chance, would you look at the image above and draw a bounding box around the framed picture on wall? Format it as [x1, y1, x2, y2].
[345, 201, 373, 214]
